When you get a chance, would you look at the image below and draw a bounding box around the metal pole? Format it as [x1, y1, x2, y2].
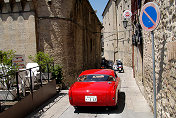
[29, 68, 33, 93]
[47, 64, 49, 82]
[151, 31, 157, 118]
[39, 66, 42, 86]
[16, 72, 20, 100]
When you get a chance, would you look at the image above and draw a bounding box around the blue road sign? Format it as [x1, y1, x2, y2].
[139, 2, 160, 32]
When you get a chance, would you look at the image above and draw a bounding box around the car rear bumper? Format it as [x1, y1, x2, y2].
[70, 92, 116, 107]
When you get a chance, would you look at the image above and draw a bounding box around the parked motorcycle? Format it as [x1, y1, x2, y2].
[113, 60, 124, 73]
[117, 64, 124, 72]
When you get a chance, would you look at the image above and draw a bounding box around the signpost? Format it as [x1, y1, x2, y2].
[139, 2, 160, 118]
[12, 55, 25, 69]
[123, 10, 132, 19]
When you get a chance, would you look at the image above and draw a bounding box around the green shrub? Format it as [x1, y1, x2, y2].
[29, 51, 54, 72]
[51, 64, 62, 84]
[29, 52, 62, 83]
[0, 50, 18, 89]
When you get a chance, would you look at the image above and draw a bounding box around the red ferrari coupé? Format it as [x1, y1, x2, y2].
[69, 69, 121, 108]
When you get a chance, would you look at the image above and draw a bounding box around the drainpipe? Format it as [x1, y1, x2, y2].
[114, 0, 118, 62]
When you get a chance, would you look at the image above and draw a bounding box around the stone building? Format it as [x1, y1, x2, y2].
[0, 0, 37, 64]
[115, 0, 132, 67]
[102, 0, 117, 61]
[103, 0, 176, 117]
[0, 0, 102, 87]
[132, 0, 176, 117]
[102, 0, 132, 66]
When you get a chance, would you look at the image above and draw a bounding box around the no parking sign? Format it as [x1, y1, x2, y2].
[139, 2, 160, 31]
[139, 2, 161, 118]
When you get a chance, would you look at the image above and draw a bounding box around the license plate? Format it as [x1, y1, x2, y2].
[85, 96, 97, 102]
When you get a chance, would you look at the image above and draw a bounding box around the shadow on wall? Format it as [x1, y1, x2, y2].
[0, 13, 34, 21]
[0, 0, 35, 21]
[157, 34, 167, 94]
[37, 0, 78, 88]
[37, 0, 73, 52]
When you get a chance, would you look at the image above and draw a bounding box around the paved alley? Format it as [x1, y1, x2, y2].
[27, 66, 153, 118]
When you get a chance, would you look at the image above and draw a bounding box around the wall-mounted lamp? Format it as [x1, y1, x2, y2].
[4, 0, 10, 3]
[48, 0, 52, 5]
[123, 19, 128, 29]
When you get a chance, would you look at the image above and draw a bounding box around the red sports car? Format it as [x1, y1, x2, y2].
[69, 69, 121, 108]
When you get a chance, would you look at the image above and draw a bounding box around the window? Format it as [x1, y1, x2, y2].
[77, 75, 115, 82]
[108, 76, 115, 81]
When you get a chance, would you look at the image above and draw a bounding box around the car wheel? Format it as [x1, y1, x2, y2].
[115, 91, 121, 109]
[118, 90, 120, 98]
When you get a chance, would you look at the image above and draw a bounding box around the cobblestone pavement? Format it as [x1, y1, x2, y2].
[27, 66, 153, 118]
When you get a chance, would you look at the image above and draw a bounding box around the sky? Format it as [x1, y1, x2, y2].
[89, 0, 109, 22]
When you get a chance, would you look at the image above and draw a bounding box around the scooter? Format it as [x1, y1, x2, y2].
[117, 64, 124, 73]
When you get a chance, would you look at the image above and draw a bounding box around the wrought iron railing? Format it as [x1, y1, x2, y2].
[0, 63, 56, 112]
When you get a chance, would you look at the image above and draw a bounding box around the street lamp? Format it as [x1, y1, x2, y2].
[123, 19, 128, 29]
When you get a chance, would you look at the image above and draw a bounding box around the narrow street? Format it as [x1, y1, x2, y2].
[27, 67, 153, 118]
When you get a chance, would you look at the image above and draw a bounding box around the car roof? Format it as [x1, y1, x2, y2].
[79, 69, 115, 77]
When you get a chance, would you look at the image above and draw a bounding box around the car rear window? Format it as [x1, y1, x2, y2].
[77, 74, 115, 82]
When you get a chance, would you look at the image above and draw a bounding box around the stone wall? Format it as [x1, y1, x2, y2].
[133, 0, 176, 117]
[0, 0, 36, 63]
[115, 0, 132, 67]
[102, 0, 132, 66]
[35, 0, 102, 87]
[0, 0, 102, 87]
[102, 0, 117, 61]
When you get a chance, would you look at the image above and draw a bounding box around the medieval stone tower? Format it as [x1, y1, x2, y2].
[0, 0, 102, 87]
